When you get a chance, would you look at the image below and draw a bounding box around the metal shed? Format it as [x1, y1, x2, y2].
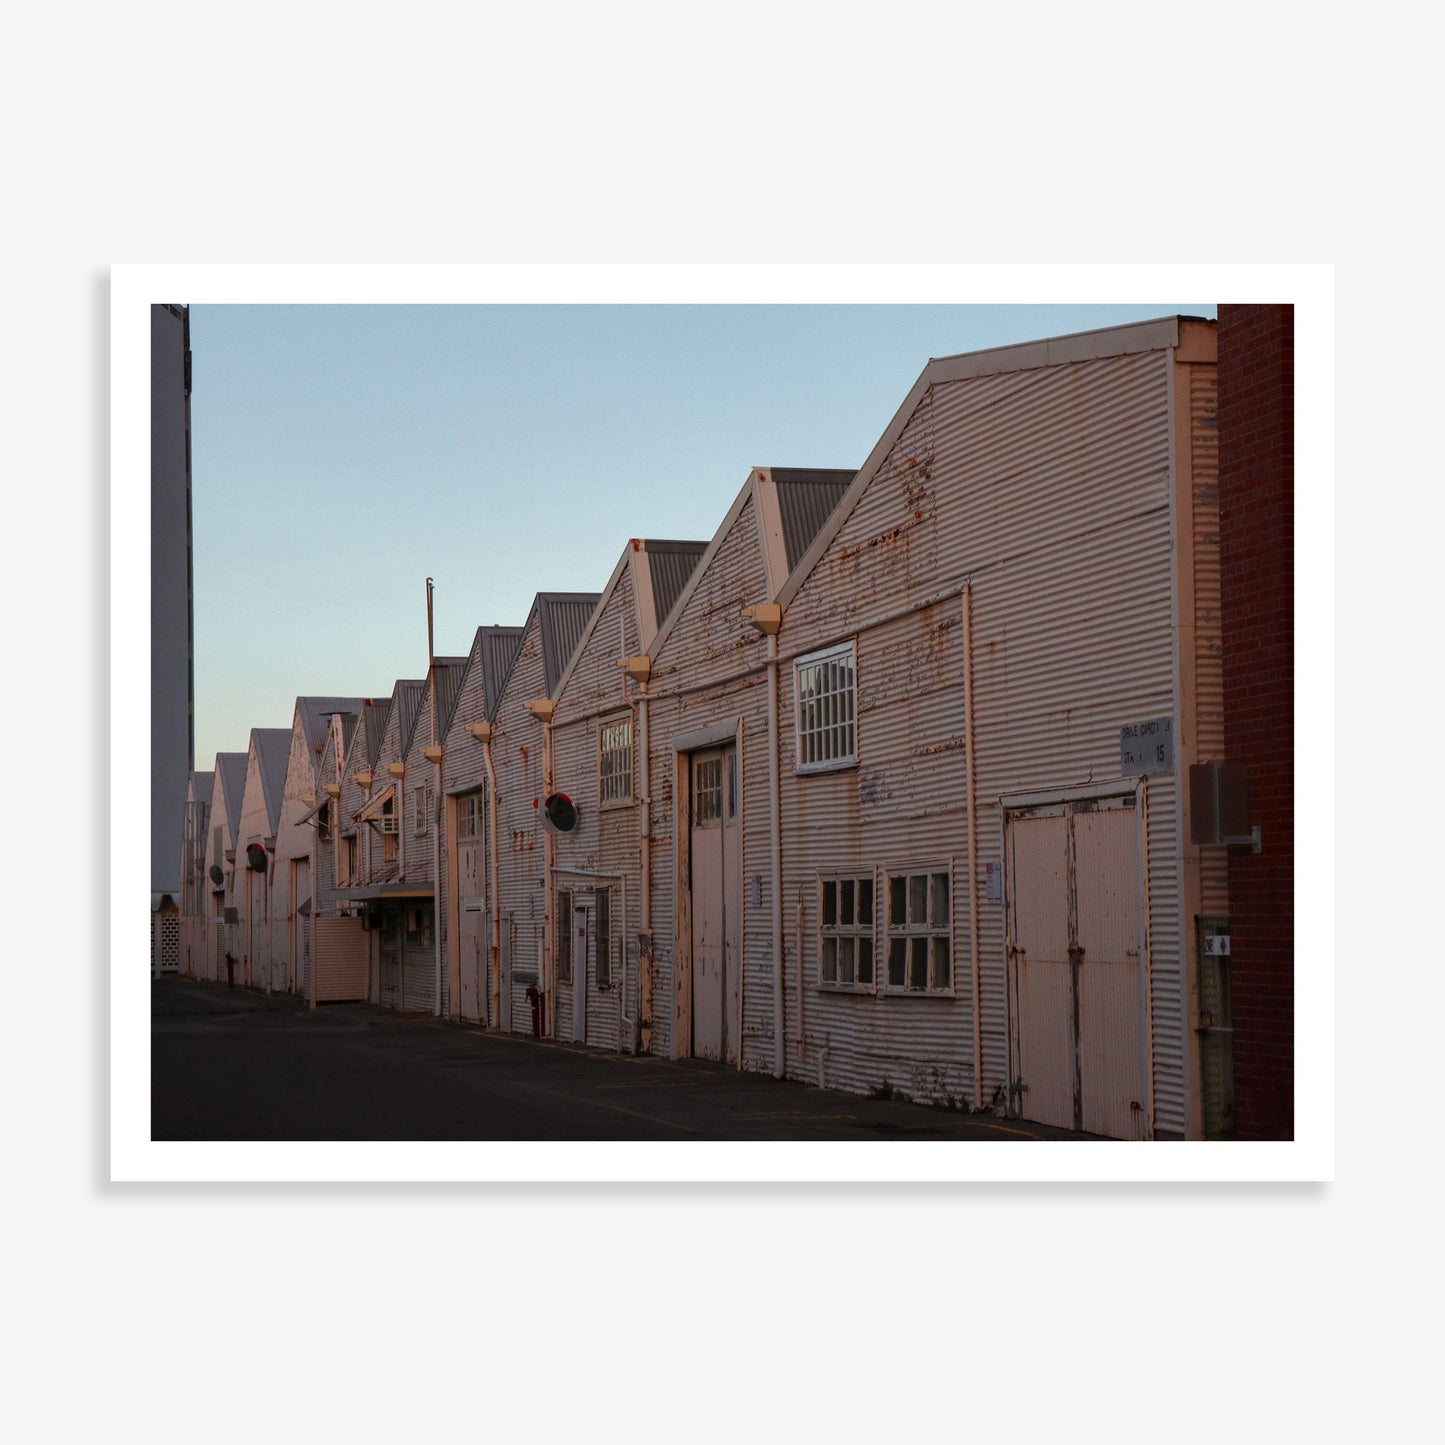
[233, 727, 292, 990]
[439, 624, 525, 1026]
[642, 467, 855, 1067]
[340, 679, 427, 1009]
[772, 315, 1222, 1139]
[201, 751, 249, 985]
[546, 539, 708, 1053]
[486, 592, 602, 1035]
[270, 697, 369, 995]
[390, 655, 470, 1016]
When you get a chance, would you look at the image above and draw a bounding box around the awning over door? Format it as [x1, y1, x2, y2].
[344, 881, 435, 902]
[355, 785, 396, 823]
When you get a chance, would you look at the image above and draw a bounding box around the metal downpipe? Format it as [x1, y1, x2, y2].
[768, 632, 784, 1079]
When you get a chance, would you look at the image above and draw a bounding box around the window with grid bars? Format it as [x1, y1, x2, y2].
[693, 757, 723, 824]
[819, 872, 875, 990]
[457, 790, 485, 840]
[794, 641, 857, 773]
[599, 713, 633, 805]
[884, 864, 953, 993]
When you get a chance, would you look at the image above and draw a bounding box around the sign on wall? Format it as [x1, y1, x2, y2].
[1120, 715, 1174, 777]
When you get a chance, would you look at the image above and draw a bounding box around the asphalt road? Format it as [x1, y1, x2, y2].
[151, 976, 1092, 1142]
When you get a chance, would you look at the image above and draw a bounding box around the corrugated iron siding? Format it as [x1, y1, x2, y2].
[773, 470, 857, 573]
[553, 564, 647, 1049]
[270, 719, 318, 992]
[441, 632, 495, 1017]
[492, 614, 548, 1032]
[647, 542, 709, 631]
[539, 595, 603, 695]
[647, 494, 773, 1065]
[779, 348, 1196, 1133]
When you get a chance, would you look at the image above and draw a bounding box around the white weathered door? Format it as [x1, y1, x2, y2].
[1009, 811, 1075, 1132]
[689, 748, 739, 1063]
[1007, 798, 1147, 1139]
[1074, 806, 1148, 1139]
[459, 839, 485, 1021]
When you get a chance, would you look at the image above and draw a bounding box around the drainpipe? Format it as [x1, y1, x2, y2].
[618, 655, 654, 1052]
[743, 603, 785, 1079]
[470, 723, 502, 1030]
[962, 584, 983, 1112]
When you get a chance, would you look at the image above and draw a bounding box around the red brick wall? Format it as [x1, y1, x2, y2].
[1217, 305, 1294, 1140]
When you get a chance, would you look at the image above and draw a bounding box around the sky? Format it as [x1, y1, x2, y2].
[188, 302, 1217, 769]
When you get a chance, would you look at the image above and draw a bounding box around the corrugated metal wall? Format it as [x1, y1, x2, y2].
[552, 563, 643, 1051]
[776, 347, 1201, 1134]
[647, 494, 774, 1065]
[492, 617, 548, 1033]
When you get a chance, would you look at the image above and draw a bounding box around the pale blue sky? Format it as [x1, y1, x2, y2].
[189, 302, 1216, 768]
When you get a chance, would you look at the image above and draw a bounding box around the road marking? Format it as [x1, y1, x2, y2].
[514, 1081, 699, 1133]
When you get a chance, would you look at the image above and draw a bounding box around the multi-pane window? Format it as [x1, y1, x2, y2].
[413, 786, 427, 836]
[556, 889, 573, 984]
[596, 886, 612, 989]
[885, 864, 953, 993]
[599, 714, 634, 805]
[819, 872, 875, 989]
[457, 790, 485, 840]
[693, 757, 723, 824]
[795, 641, 857, 773]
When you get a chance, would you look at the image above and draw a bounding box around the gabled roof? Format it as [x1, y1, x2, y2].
[771, 470, 856, 574]
[428, 656, 471, 744]
[554, 539, 709, 704]
[215, 753, 248, 844]
[363, 698, 392, 771]
[250, 728, 294, 835]
[777, 315, 1207, 608]
[389, 680, 428, 758]
[477, 626, 526, 720]
[294, 696, 369, 763]
[645, 539, 710, 631]
[648, 466, 856, 662]
[532, 592, 603, 696]
[188, 771, 214, 810]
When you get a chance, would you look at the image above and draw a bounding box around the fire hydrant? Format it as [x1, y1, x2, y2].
[525, 985, 542, 1037]
[225, 952, 235, 989]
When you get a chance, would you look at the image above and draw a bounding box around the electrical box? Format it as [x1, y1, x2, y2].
[1189, 763, 1251, 845]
